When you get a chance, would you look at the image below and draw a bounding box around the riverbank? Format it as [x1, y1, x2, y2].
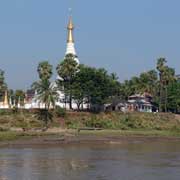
[1, 129, 180, 148]
[0, 111, 180, 147]
[1, 111, 180, 131]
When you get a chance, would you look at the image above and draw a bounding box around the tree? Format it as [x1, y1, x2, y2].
[70, 65, 120, 112]
[8, 89, 14, 106]
[71, 81, 84, 110]
[0, 69, 7, 101]
[33, 61, 57, 127]
[167, 81, 180, 113]
[120, 80, 135, 100]
[138, 70, 158, 95]
[14, 90, 25, 106]
[156, 58, 167, 112]
[156, 58, 175, 112]
[37, 61, 53, 81]
[163, 66, 175, 112]
[56, 54, 79, 109]
[32, 80, 58, 109]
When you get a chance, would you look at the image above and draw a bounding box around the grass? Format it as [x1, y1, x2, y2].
[78, 129, 180, 138]
[0, 111, 180, 142]
[0, 131, 19, 141]
[0, 131, 59, 142]
[0, 129, 180, 143]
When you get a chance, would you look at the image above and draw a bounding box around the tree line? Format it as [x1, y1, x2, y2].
[0, 55, 180, 113]
[33, 54, 180, 113]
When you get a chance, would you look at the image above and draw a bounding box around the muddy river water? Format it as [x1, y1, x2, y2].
[0, 140, 180, 180]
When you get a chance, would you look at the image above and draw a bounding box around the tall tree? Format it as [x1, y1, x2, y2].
[56, 54, 79, 109]
[14, 90, 25, 106]
[37, 61, 53, 81]
[32, 80, 58, 109]
[0, 69, 7, 101]
[167, 81, 180, 113]
[139, 70, 158, 95]
[70, 65, 120, 112]
[33, 61, 57, 127]
[156, 58, 167, 112]
[163, 66, 175, 112]
[156, 58, 175, 112]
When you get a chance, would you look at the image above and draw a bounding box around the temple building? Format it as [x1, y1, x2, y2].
[0, 91, 10, 109]
[0, 16, 84, 110]
[55, 16, 82, 109]
[65, 16, 79, 64]
[23, 16, 82, 109]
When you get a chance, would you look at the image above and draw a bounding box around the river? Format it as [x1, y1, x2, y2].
[0, 140, 180, 180]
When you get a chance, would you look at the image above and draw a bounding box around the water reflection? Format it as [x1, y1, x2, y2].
[0, 141, 180, 180]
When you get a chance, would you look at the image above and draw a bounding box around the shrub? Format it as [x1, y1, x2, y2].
[35, 109, 53, 127]
[12, 107, 18, 114]
[54, 106, 66, 118]
[65, 120, 82, 129]
[0, 126, 9, 132]
[0, 110, 7, 115]
[85, 116, 115, 129]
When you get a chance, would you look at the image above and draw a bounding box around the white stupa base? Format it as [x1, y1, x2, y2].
[66, 43, 79, 64]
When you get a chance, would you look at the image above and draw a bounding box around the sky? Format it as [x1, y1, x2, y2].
[0, 0, 180, 90]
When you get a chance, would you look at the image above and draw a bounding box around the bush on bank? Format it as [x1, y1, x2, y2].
[64, 112, 180, 131]
[0, 109, 180, 131]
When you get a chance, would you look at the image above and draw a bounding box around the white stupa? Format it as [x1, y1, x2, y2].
[65, 16, 79, 64]
[55, 16, 81, 109]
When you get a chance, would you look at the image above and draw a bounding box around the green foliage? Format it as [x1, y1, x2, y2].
[12, 106, 18, 114]
[37, 61, 53, 81]
[32, 61, 58, 110]
[32, 79, 58, 109]
[156, 58, 176, 112]
[56, 54, 78, 81]
[71, 65, 120, 111]
[63, 112, 180, 131]
[54, 106, 66, 118]
[118, 58, 177, 113]
[0, 126, 9, 132]
[0, 69, 7, 101]
[66, 120, 82, 129]
[167, 81, 180, 113]
[35, 109, 53, 127]
[85, 116, 115, 129]
[14, 90, 25, 106]
[120, 70, 158, 100]
[56, 54, 79, 109]
[32, 61, 57, 128]
[0, 109, 8, 115]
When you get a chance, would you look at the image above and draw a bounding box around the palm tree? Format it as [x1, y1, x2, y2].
[163, 66, 175, 112]
[139, 70, 158, 95]
[156, 58, 167, 112]
[37, 61, 53, 81]
[33, 61, 57, 127]
[131, 76, 140, 93]
[56, 54, 79, 109]
[33, 80, 58, 109]
[33, 80, 58, 127]
[156, 58, 175, 112]
[0, 69, 7, 101]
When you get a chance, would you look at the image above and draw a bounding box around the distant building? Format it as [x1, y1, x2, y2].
[105, 93, 156, 113]
[127, 93, 154, 113]
[176, 74, 180, 82]
[22, 15, 87, 110]
[0, 91, 10, 109]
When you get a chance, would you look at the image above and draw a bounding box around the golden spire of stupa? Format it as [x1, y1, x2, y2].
[3, 90, 9, 106]
[67, 16, 74, 43]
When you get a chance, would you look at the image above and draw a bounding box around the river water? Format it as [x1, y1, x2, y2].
[0, 140, 180, 180]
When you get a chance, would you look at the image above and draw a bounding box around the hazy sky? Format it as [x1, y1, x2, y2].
[0, 0, 180, 89]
